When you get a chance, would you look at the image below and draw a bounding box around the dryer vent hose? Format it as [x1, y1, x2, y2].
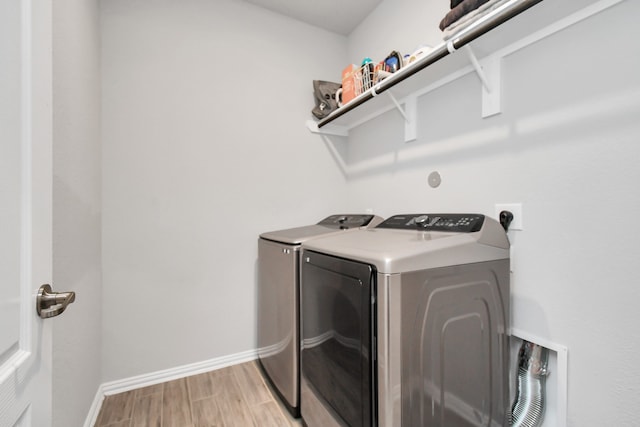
[511, 340, 549, 427]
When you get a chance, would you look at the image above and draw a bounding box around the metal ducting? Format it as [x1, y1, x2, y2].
[511, 340, 549, 427]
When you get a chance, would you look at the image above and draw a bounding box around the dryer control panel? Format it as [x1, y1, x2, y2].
[377, 214, 485, 233]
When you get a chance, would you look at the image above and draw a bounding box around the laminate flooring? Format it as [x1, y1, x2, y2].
[94, 361, 302, 427]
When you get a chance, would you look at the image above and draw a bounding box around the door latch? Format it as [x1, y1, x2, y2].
[37, 284, 76, 319]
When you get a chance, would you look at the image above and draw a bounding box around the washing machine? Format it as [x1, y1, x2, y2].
[300, 213, 510, 427]
[257, 214, 383, 417]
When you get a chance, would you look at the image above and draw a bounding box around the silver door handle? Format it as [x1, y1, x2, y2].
[37, 284, 76, 319]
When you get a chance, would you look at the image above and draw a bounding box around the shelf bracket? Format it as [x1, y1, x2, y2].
[463, 45, 502, 118]
[465, 45, 491, 93]
[403, 95, 417, 142]
[386, 90, 409, 122]
[481, 54, 502, 118]
[306, 119, 348, 137]
[386, 91, 417, 142]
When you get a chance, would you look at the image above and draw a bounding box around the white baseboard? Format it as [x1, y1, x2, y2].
[83, 349, 258, 427]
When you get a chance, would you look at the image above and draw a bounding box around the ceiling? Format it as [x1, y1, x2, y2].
[243, 0, 383, 35]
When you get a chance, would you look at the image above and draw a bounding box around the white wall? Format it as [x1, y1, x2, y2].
[52, 0, 102, 426]
[343, 1, 640, 425]
[348, 0, 447, 62]
[100, 0, 348, 381]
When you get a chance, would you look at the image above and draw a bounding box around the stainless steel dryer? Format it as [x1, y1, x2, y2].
[300, 213, 510, 427]
[257, 214, 382, 417]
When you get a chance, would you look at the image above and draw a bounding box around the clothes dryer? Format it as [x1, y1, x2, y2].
[300, 213, 510, 427]
[257, 214, 382, 417]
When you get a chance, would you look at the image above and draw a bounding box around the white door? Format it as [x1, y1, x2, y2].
[0, 0, 54, 425]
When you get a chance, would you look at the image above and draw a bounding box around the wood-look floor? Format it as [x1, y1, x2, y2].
[94, 361, 302, 427]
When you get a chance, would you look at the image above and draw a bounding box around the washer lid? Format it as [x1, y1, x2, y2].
[302, 214, 509, 273]
[259, 214, 382, 245]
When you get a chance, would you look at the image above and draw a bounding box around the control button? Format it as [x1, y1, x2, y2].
[414, 215, 430, 227]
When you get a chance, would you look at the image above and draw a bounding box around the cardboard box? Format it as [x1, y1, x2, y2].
[341, 64, 359, 105]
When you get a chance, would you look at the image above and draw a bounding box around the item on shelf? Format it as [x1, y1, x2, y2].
[361, 57, 374, 94]
[440, 0, 490, 30]
[335, 87, 344, 107]
[372, 51, 403, 85]
[383, 50, 403, 73]
[442, 0, 510, 39]
[373, 61, 387, 84]
[405, 45, 434, 67]
[340, 64, 360, 105]
[311, 80, 341, 119]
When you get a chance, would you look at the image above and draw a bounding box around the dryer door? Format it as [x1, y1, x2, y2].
[300, 250, 376, 427]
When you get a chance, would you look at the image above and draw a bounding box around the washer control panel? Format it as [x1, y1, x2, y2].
[317, 214, 375, 229]
[377, 214, 485, 233]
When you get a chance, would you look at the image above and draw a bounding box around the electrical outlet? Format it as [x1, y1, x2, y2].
[495, 203, 523, 230]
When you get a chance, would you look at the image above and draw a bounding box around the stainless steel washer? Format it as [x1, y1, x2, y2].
[300, 213, 511, 426]
[257, 214, 382, 417]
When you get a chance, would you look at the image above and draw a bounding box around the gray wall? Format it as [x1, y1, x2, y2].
[343, 1, 640, 425]
[100, 0, 348, 381]
[52, 0, 102, 426]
